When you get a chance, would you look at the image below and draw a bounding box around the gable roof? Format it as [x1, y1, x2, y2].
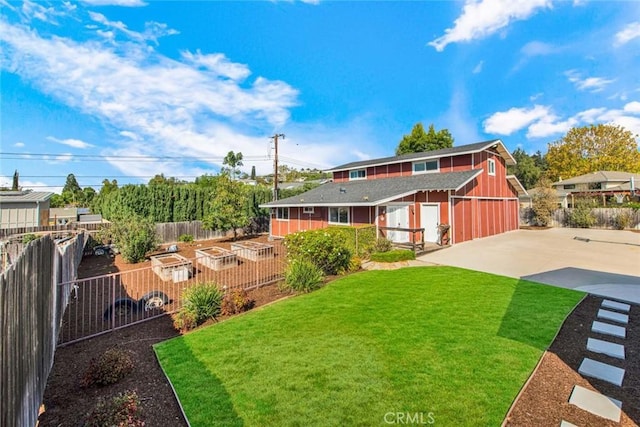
[552, 171, 640, 186]
[327, 139, 515, 172]
[262, 169, 482, 208]
[0, 191, 53, 203]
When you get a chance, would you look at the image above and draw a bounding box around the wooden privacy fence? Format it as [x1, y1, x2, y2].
[0, 233, 85, 427]
[0, 223, 104, 240]
[520, 207, 640, 229]
[154, 219, 270, 243]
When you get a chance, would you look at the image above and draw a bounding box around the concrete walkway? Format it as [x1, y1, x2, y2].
[418, 228, 640, 304]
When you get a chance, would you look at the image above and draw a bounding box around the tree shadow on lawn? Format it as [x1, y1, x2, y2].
[496, 279, 585, 351]
[154, 336, 244, 427]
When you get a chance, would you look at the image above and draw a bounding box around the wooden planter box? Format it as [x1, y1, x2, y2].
[230, 241, 274, 261]
[151, 253, 193, 283]
[195, 246, 237, 271]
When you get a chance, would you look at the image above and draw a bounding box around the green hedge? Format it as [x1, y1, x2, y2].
[369, 250, 416, 263]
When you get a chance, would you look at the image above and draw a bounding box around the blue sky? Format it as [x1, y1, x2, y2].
[1, 0, 639, 193]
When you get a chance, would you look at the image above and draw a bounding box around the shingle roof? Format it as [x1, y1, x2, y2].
[262, 170, 481, 207]
[0, 191, 53, 203]
[553, 171, 640, 186]
[327, 139, 515, 172]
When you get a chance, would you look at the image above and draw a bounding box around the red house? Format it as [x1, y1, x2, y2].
[262, 140, 527, 245]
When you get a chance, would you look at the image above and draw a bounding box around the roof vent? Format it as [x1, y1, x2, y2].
[339, 187, 346, 194]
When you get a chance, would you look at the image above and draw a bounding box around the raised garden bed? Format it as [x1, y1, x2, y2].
[230, 241, 274, 261]
[195, 246, 238, 271]
[150, 253, 193, 283]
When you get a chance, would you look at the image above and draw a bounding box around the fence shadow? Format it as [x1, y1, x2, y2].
[154, 336, 244, 426]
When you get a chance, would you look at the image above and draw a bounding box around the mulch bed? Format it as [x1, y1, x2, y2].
[38, 235, 290, 427]
[505, 295, 639, 427]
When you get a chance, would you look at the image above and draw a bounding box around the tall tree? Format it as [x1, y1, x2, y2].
[222, 151, 244, 179]
[62, 173, 83, 206]
[12, 170, 19, 191]
[250, 165, 256, 180]
[508, 148, 544, 189]
[396, 123, 454, 155]
[546, 124, 640, 181]
[63, 173, 82, 194]
[203, 175, 250, 240]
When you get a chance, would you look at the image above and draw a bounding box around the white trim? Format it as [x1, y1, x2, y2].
[488, 158, 496, 176]
[412, 159, 439, 175]
[328, 206, 350, 225]
[327, 139, 516, 172]
[349, 169, 367, 181]
[302, 206, 315, 214]
[448, 190, 453, 244]
[276, 207, 290, 221]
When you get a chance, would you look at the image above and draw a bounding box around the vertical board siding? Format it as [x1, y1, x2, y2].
[0, 233, 85, 427]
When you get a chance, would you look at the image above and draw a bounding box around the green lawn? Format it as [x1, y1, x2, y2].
[154, 266, 583, 427]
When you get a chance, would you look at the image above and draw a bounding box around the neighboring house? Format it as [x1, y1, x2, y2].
[50, 207, 78, 225]
[552, 171, 640, 208]
[0, 190, 53, 229]
[261, 140, 527, 245]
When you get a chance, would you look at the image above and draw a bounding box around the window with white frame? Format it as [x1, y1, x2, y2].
[303, 206, 315, 214]
[412, 159, 439, 174]
[349, 169, 366, 180]
[276, 207, 289, 220]
[329, 207, 349, 224]
[488, 158, 496, 176]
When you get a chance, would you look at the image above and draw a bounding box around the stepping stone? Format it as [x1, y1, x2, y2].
[587, 338, 625, 360]
[569, 385, 621, 422]
[578, 358, 625, 386]
[592, 321, 626, 338]
[602, 299, 630, 312]
[560, 421, 578, 427]
[597, 309, 629, 324]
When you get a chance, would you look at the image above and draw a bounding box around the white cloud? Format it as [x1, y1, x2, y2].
[0, 16, 300, 176]
[88, 11, 178, 44]
[615, 21, 640, 46]
[485, 100, 640, 139]
[47, 136, 94, 149]
[14, 142, 25, 148]
[565, 70, 614, 92]
[81, 0, 147, 7]
[472, 61, 484, 74]
[521, 40, 556, 57]
[0, 176, 62, 193]
[428, 0, 552, 52]
[483, 105, 551, 135]
[438, 87, 482, 144]
[43, 153, 73, 164]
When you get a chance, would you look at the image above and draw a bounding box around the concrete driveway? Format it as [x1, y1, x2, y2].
[418, 228, 640, 304]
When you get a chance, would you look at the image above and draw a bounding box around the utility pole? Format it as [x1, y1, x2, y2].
[270, 134, 284, 201]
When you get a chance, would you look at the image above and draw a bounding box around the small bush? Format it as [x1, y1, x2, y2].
[81, 348, 134, 387]
[612, 211, 632, 230]
[348, 256, 362, 273]
[22, 234, 38, 244]
[566, 201, 596, 228]
[106, 215, 159, 263]
[85, 390, 144, 427]
[182, 283, 224, 324]
[172, 310, 198, 333]
[373, 237, 392, 253]
[221, 289, 255, 316]
[285, 230, 352, 275]
[284, 259, 324, 293]
[178, 234, 194, 243]
[369, 250, 416, 263]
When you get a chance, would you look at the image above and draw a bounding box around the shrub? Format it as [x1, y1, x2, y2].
[172, 310, 198, 333]
[284, 259, 324, 293]
[612, 211, 632, 230]
[178, 234, 194, 243]
[566, 201, 596, 228]
[106, 215, 158, 263]
[181, 283, 224, 325]
[285, 230, 352, 275]
[531, 178, 558, 226]
[85, 390, 144, 427]
[221, 289, 255, 316]
[22, 234, 38, 244]
[348, 256, 362, 273]
[81, 348, 134, 387]
[369, 250, 416, 263]
[373, 237, 392, 253]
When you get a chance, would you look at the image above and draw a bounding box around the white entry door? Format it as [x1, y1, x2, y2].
[386, 205, 409, 243]
[421, 204, 439, 243]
